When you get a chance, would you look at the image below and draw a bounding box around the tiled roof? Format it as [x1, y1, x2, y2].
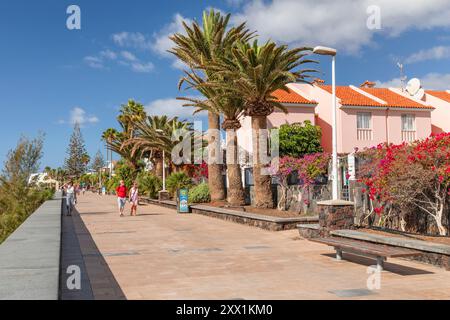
[272, 88, 316, 105]
[360, 87, 433, 109]
[426, 90, 450, 103]
[319, 85, 383, 107]
[319, 85, 433, 109]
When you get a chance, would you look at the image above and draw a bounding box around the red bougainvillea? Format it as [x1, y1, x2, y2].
[357, 133, 450, 235]
[271, 153, 330, 211]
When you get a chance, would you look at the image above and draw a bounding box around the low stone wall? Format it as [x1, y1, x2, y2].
[317, 200, 355, 237]
[247, 184, 330, 215]
[141, 197, 177, 210]
[0, 191, 62, 300]
[191, 205, 317, 231]
[141, 197, 318, 231]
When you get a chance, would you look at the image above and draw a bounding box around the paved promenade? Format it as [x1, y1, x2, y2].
[64, 193, 450, 300]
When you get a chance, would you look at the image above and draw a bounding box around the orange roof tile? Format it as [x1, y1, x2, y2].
[319, 85, 433, 109]
[319, 85, 383, 107]
[272, 88, 316, 105]
[426, 90, 450, 103]
[360, 87, 433, 109]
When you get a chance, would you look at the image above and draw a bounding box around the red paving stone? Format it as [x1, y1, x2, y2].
[71, 193, 450, 300]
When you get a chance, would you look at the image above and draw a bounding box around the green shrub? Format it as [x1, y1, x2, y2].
[188, 183, 210, 204]
[276, 121, 323, 158]
[114, 162, 137, 188]
[137, 172, 162, 199]
[166, 172, 192, 197]
[105, 176, 120, 193]
[0, 187, 55, 244]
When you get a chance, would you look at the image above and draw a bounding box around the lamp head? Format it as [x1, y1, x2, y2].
[313, 46, 337, 56]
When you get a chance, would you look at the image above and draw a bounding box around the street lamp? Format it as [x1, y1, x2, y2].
[155, 129, 166, 191]
[313, 46, 339, 200]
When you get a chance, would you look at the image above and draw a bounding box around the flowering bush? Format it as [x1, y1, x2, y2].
[271, 153, 330, 211]
[184, 161, 208, 184]
[357, 133, 450, 235]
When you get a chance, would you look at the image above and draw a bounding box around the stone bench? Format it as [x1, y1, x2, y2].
[311, 237, 422, 271]
[331, 229, 450, 270]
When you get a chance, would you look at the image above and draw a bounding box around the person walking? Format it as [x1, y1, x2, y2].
[116, 180, 128, 217]
[65, 181, 77, 216]
[129, 182, 139, 216]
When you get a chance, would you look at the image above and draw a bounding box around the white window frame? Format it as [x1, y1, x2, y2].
[357, 112, 372, 130]
[357, 112, 372, 141]
[401, 114, 416, 131]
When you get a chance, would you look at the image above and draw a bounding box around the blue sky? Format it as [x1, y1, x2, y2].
[1, 0, 450, 169]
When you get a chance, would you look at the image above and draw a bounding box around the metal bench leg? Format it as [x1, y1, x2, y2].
[336, 248, 343, 261]
[376, 257, 385, 272]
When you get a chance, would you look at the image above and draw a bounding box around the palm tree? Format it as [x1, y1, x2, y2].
[207, 41, 316, 208]
[102, 102, 146, 170]
[169, 9, 254, 202]
[179, 71, 246, 205]
[123, 115, 193, 178]
[117, 100, 147, 138]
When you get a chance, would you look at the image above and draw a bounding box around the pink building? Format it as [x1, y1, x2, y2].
[237, 85, 317, 155]
[423, 90, 450, 134]
[237, 83, 436, 156]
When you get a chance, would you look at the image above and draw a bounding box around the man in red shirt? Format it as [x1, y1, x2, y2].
[116, 180, 128, 217]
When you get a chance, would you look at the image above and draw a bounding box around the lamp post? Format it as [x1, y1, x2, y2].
[162, 150, 166, 191]
[156, 129, 167, 192]
[313, 46, 339, 200]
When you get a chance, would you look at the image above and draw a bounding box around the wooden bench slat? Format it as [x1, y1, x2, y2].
[311, 237, 422, 258]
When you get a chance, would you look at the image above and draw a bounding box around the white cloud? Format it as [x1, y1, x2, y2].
[151, 14, 188, 57]
[418, 73, 450, 90]
[150, 14, 193, 70]
[130, 61, 154, 73]
[405, 46, 450, 64]
[120, 50, 138, 62]
[145, 98, 206, 118]
[376, 72, 450, 90]
[59, 107, 99, 127]
[112, 32, 152, 50]
[232, 0, 450, 54]
[84, 49, 154, 73]
[83, 56, 104, 69]
[375, 77, 403, 88]
[99, 49, 117, 60]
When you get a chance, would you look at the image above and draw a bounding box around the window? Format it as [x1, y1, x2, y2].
[357, 112, 372, 141]
[401, 114, 415, 131]
[401, 114, 416, 142]
[357, 112, 371, 129]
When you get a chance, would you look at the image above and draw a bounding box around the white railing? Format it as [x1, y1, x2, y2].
[402, 130, 416, 142]
[357, 129, 372, 141]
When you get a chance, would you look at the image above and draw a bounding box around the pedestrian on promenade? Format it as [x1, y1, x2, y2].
[116, 180, 128, 217]
[129, 182, 139, 216]
[65, 181, 77, 216]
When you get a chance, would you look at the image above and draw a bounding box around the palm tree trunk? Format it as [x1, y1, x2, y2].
[251, 116, 274, 208]
[155, 157, 163, 179]
[208, 112, 226, 201]
[226, 128, 245, 206]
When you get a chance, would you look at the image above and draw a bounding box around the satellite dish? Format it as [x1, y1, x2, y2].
[406, 78, 421, 96]
[414, 88, 425, 100]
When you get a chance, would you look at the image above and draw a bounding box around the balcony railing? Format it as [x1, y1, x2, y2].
[357, 128, 372, 141]
[402, 130, 416, 142]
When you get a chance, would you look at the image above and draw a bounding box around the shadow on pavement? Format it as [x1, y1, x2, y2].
[321, 253, 434, 276]
[60, 205, 126, 300]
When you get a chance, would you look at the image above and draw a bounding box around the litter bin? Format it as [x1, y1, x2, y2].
[177, 188, 190, 213]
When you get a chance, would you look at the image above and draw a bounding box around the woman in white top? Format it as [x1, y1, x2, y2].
[65, 181, 77, 216]
[129, 182, 139, 217]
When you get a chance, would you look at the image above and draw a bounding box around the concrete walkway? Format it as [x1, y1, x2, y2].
[63, 193, 450, 300]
